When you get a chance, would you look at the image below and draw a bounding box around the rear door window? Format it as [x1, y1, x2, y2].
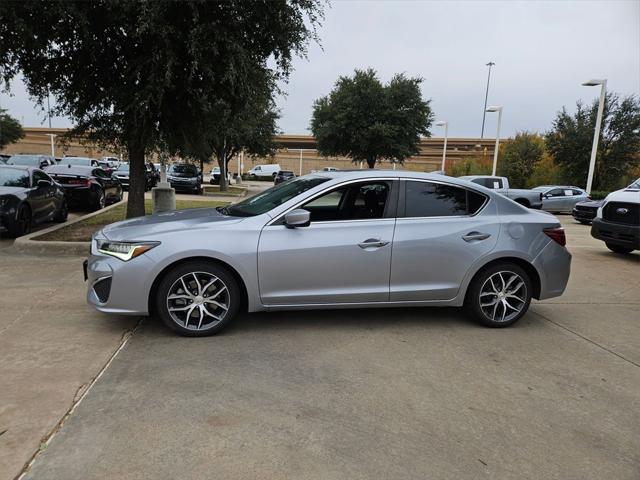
[404, 181, 487, 217]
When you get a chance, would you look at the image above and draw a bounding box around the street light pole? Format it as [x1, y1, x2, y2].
[435, 121, 448, 171]
[485, 106, 503, 176]
[582, 79, 607, 194]
[481, 62, 495, 139]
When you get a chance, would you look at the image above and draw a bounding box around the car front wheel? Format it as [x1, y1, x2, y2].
[155, 262, 240, 336]
[9, 204, 32, 237]
[466, 263, 532, 327]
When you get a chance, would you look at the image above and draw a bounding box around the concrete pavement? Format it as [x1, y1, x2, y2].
[10, 216, 639, 480]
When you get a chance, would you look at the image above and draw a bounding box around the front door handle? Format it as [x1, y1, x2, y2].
[462, 231, 491, 242]
[358, 238, 390, 249]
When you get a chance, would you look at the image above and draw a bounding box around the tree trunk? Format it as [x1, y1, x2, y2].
[126, 145, 146, 218]
[217, 154, 228, 191]
[366, 157, 376, 169]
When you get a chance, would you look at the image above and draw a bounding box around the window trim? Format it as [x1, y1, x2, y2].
[267, 177, 399, 226]
[398, 178, 489, 220]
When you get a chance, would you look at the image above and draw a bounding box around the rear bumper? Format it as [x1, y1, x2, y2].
[591, 218, 640, 249]
[532, 240, 572, 300]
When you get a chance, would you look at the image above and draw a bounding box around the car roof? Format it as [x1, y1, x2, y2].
[0, 164, 36, 172]
[47, 164, 96, 173]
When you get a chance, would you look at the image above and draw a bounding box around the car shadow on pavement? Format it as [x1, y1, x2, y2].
[139, 306, 540, 339]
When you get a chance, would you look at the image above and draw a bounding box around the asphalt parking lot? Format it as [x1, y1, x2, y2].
[1, 216, 639, 480]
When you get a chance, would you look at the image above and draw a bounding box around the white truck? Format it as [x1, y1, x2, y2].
[460, 175, 543, 209]
[591, 178, 640, 254]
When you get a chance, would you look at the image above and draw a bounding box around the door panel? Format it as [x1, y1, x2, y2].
[258, 219, 396, 305]
[390, 216, 499, 301]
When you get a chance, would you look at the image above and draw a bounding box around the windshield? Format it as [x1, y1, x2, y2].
[0, 169, 30, 188]
[224, 176, 329, 217]
[628, 178, 640, 189]
[168, 164, 198, 175]
[116, 164, 130, 172]
[8, 155, 42, 166]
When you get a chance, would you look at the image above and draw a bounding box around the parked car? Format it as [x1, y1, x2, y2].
[572, 199, 603, 224]
[101, 156, 121, 168]
[0, 154, 11, 164]
[0, 165, 68, 236]
[591, 178, 640, 254]
[166, 163, 202, 194]
[247, 163, 281, 180]
[460, 176, 543, 209]
[113, 163, 156, 191]
[58, 156, 100, 168]
[84, 170, 571, 337]
[46, 164, 123, 211]
[209, 166, 232, 185]
[274, 170, 295, 185]
[8, 154, 56, 169]
[532, 186, 589, 213]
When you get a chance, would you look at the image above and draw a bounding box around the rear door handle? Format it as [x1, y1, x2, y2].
[462, 231, 491, 242]
[358, 238, 390, 249]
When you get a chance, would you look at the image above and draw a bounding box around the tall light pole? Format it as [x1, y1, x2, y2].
[45, 133, 56, 158]
[46, 88, 52, 129]
[435, 120, 448, 171]
[481, 61, 495, 138]
[582, 79, 607, 194]
[485, 106, 503, 176]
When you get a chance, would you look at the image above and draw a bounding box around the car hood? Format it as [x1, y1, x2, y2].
[575, 199, 603, 208]
[0, 186, 27, 196]
[604, 189, 640, 204]
[101, 207, 243, 241]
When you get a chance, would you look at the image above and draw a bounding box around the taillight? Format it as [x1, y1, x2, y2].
[543, 227, 566, 247]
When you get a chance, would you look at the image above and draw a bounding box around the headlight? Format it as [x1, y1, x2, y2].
[97, 240, 160, 261]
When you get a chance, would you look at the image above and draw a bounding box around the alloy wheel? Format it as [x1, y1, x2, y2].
[166, 271, 230, 331]
[478, 271, 527, 323]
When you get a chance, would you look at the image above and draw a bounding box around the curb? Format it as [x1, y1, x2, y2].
[13, 200, 126, 256]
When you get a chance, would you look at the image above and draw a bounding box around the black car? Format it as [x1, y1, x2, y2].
[274, 170, 295, 185]
[572, 199, 603, 224]
[166, 164, 202, 194]
[113, 163, 156, 191]
[8, 154, 56, 169]
[0, 165, 68, 237]
[46, 165, 123, 211]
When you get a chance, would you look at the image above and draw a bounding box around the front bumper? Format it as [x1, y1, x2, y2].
[572, 207, 597, 222]
[85, 243, 156, 315]
[591, 218, 640, 250]
[169, 180, 200, 192]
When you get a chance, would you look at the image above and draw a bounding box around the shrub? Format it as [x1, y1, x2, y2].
[527, 153, 562, 188]
[447, 157, 492, 177]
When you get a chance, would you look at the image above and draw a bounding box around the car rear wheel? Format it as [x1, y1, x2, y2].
[9, 204, 32, 237]
[578, 220, 591, 225]
[54, 199, 69, 222]
[606, 243, 633, 254]
[466, 263, 532, 327]
[155, 262, 240, 336]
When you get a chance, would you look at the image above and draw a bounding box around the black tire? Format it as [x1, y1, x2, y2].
[155, 261, 241, 336]
[92, 188, 106, 211]
[578, 220, 591, 225]
[272, 172, 277, 179]
[465, 262, 533, 328]
[53, 199, 69, 222]
[606, 243, 633, 254]
[8, 204, 32, 237]
[514, 199, 530, 208]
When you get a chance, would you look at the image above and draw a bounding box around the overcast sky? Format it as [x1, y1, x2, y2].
[2, 0, 638, 138]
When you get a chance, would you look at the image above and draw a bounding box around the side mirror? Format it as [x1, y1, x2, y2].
[284, 209, 311, 228]
[37, 179, 52, 188]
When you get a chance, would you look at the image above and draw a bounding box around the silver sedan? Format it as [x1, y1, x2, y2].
[85, 171, 572, 336]
[533, 186, 589, 213]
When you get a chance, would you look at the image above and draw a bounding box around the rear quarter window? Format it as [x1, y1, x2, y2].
[404, 181, 487, 217]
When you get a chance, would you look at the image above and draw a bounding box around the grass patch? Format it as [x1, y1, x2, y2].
[36, 199, 228, 242]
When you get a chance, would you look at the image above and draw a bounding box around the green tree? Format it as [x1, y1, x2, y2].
[310, 68, 433, 168]
[174, 72, 280, 191]
[497, 132, 545, 188]
[527, 152, 562, 188]
[545, 93, 640, 191]
[0, 108, 24, 149]
[0, 1, 323, 217]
